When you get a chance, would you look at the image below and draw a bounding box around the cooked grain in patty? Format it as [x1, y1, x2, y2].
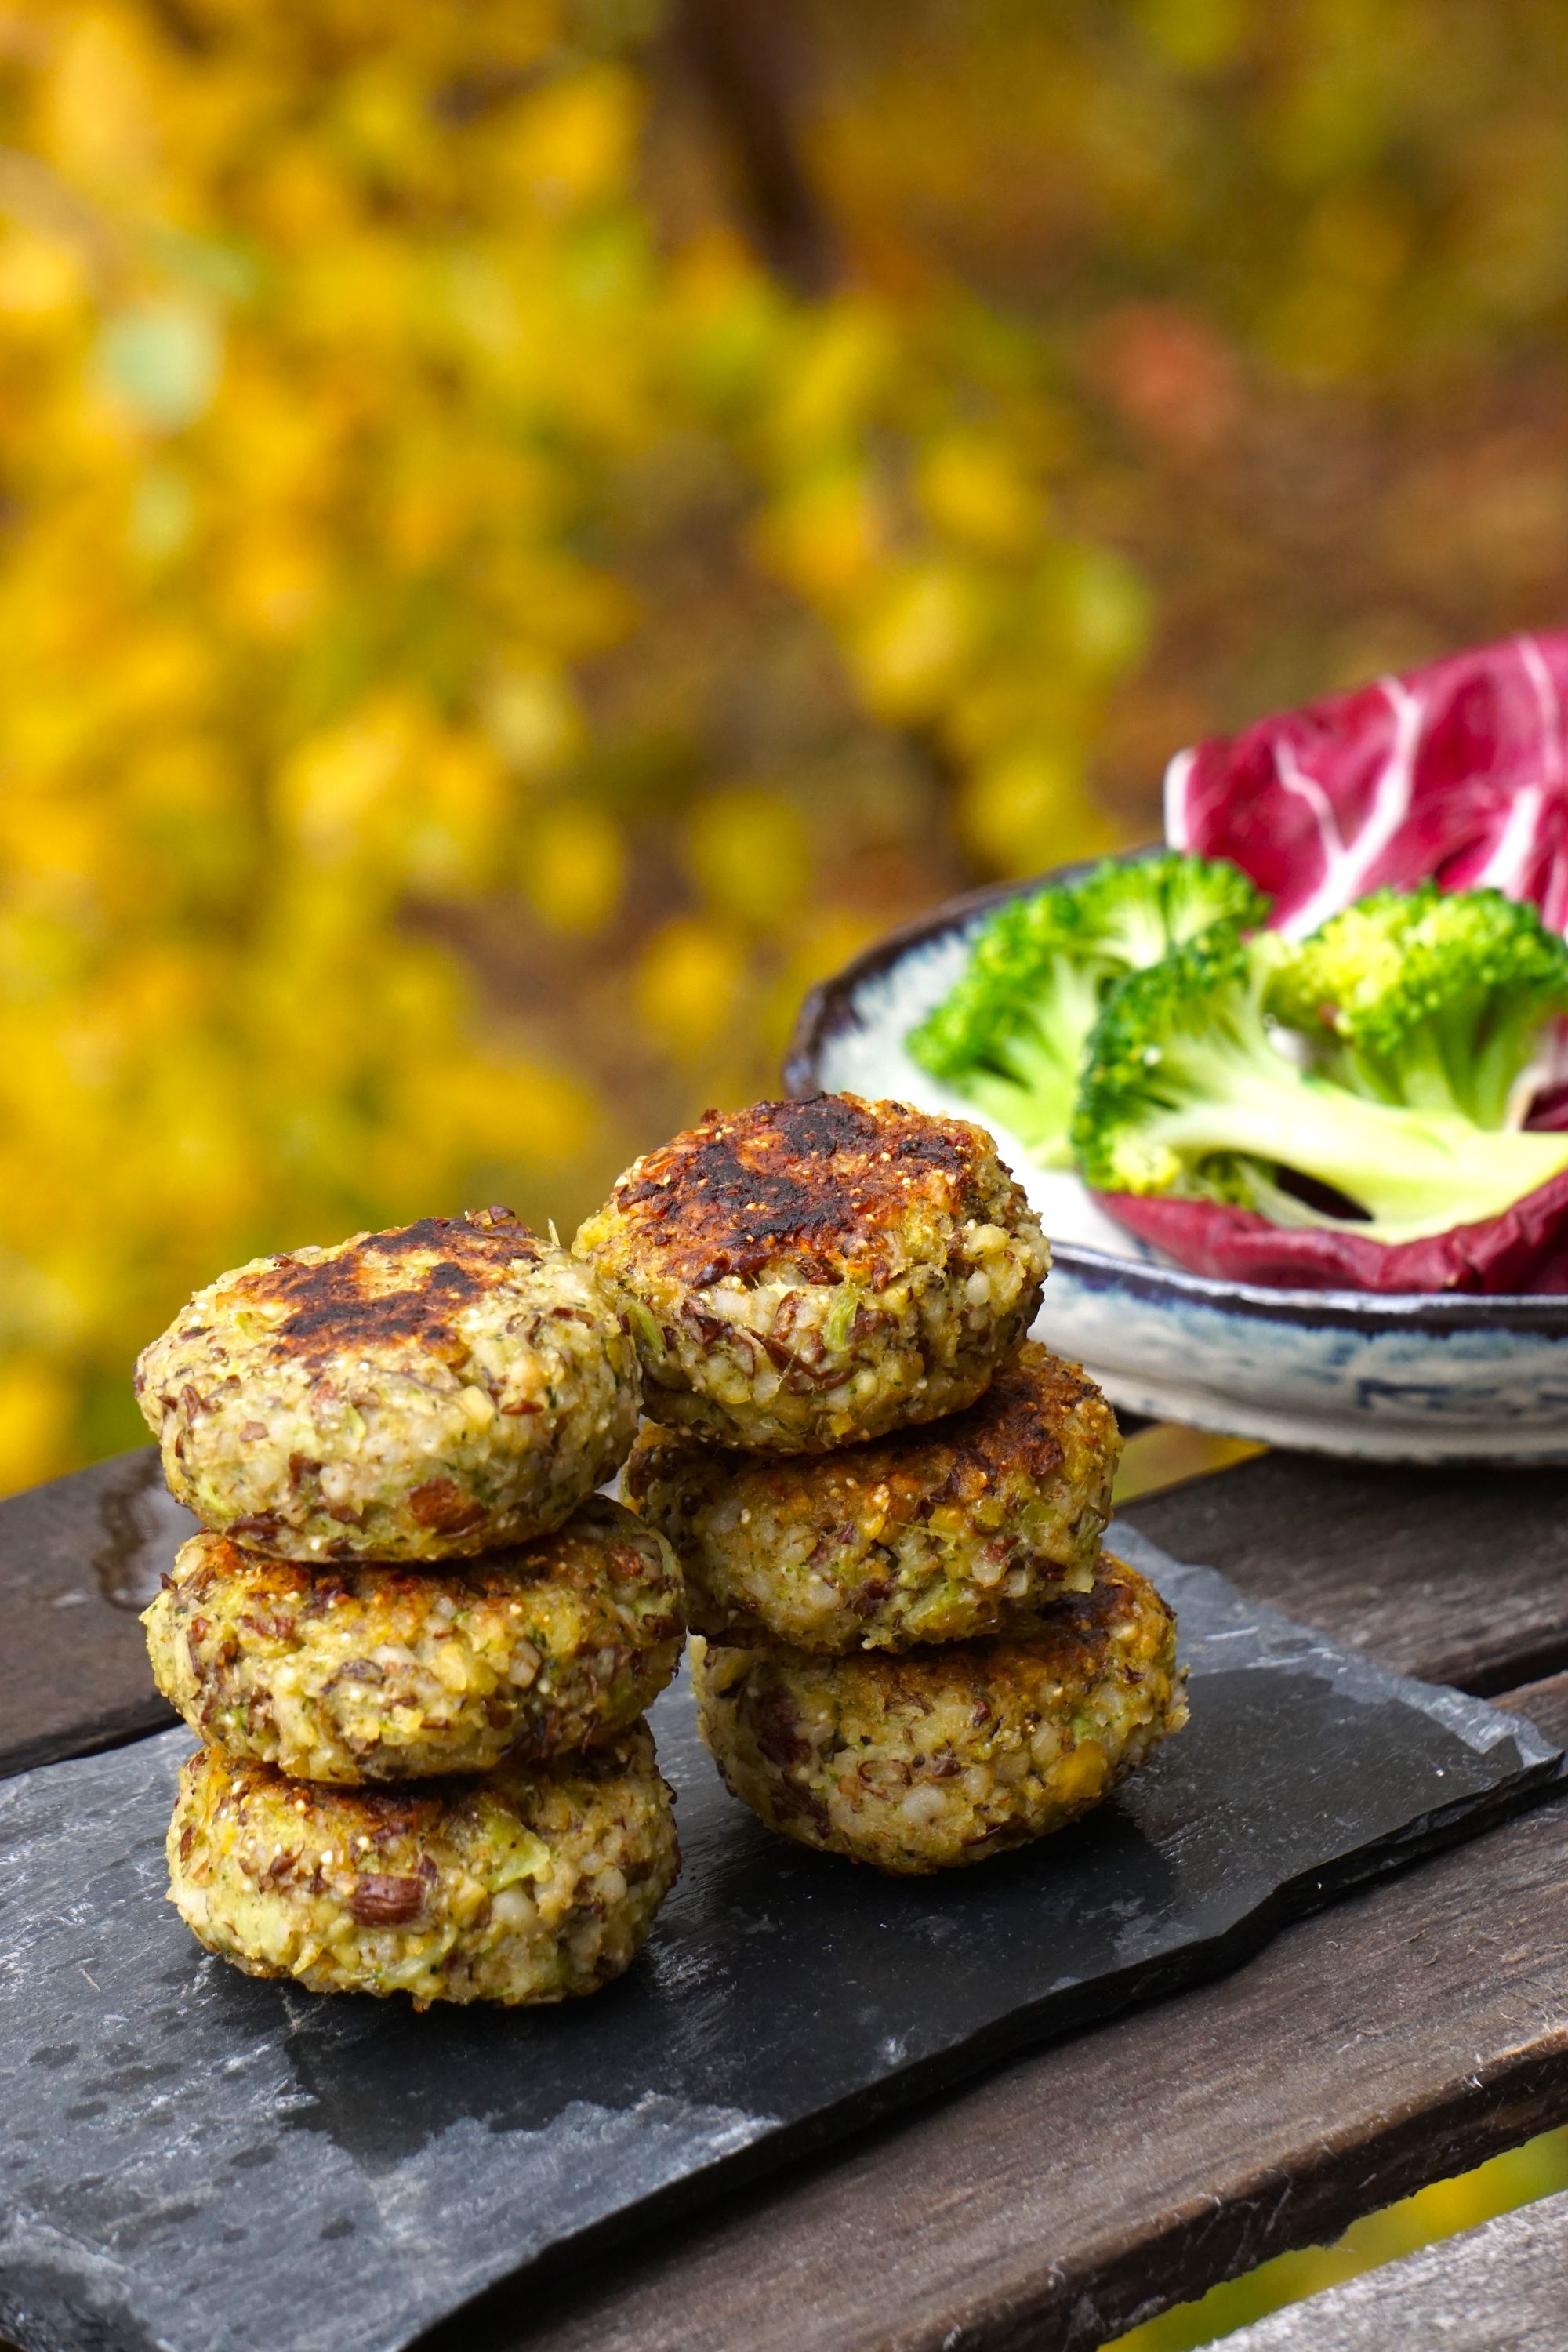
[692, 1556, 1183, 1872]
[575, 1094, 1048, 1451]
[166, 1726, 677, 2005]
[627, 1342, 1117, 1653]
[136, 1208, 641, 1560]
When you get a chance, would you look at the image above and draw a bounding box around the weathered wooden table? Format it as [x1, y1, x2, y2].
[5, 1443, 1568, 2351]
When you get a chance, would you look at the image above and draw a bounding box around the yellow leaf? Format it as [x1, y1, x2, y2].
[686, 787, 811, 931]
[957, 745, 1120, 880]
[0, 228, 87, 324]
[484, 666, 584, 780]
[521, 800, 626, 937]
[0, 1357, 73, 1495]
[753, 468, 885, 604]
[636, 918, 748, 1060]
[38, 6, 158, 194]
[916, 433, 1043, 556]
[507, 67, 643, 212]
[848, 561, 983, 722]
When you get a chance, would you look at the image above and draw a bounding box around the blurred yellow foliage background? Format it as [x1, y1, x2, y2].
[5, 0, 1568, 1499]
[6, 6, 1568, 2336]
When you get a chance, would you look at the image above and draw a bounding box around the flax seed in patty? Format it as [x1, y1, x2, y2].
[626, 1342, 1117, 1653]
[691, 1556, 1184, 1874]
[136, 1209, 641, 1561]
[575, 1094, 1049, 1452]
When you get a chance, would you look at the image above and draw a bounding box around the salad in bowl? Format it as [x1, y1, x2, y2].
[788, 633, 1568, 1461]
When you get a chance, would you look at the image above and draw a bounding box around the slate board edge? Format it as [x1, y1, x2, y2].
[2, 1700, 176, 1786]
[4, 1531, 1565, 2352]
[3, 1719, 1560, 2352]
[407, 1739, 1568, 2352]
[1107, 1523, 1563, 1774]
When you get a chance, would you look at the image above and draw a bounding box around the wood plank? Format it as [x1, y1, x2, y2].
[4, 1450, 1566, 2350]
[465, 1675, 1568, 2352]
[1222, 2185, 1568, 2349]
[0, 1446, 183, 1778]
[7, 1446, 1568, 1778]
[1123, 1454, 1568, 1697]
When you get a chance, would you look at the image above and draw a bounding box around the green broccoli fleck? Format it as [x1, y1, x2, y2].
[1271, 884, 1568, 1129]
[908, 852, 1268, 1167]
[1072, 925, 1568, 1240]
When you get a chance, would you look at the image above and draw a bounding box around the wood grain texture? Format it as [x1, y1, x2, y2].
[1223, 2186, 1568, 2349]
[0, 1446, 183, 1778]
[466, 1673, 1568, 2352]
[5, 1444, 1567, 2351]
[13, 1444, 1563, 1774]
[1502, 1670, 1568, 1750]
[1124, 1454, 1568, 1696]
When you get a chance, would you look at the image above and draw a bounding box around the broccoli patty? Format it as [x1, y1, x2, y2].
[144, 1497, 684, 1782]
[166, 1726, 677, 2005]
[575, 1094, 1049, 1452]
[136, 1208, 641, 1561]
[692, 1557, 1184, 1873]
[626, 1343, 1118, 1653]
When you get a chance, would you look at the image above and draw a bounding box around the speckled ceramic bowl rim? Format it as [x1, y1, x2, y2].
[783, 853, 1568, 1340]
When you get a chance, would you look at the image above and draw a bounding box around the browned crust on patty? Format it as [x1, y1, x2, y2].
[625, 1341, 1118, 1651]
[652, 1341, 1107, 1512]
[848, 1566, 1167, 1699]
[598, 1094, 1019, 1287]
[183, 1207, 546, 1377]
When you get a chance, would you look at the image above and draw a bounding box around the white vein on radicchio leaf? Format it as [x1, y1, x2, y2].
[1163, 630, 1568, 939]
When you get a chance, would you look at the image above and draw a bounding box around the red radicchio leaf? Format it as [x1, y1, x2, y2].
[1526, 1080, 1568, 1131]
[1151, 634, 1568, 1289]
[1091, 1173, 1568, 1296]
[1164, 632, 1568, 936]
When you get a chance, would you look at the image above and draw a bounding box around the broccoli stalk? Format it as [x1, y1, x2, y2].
[1073, 927, 1568, 1241]
[1269, 883, 1568, 1129]
[908, 851, 1269, 1167]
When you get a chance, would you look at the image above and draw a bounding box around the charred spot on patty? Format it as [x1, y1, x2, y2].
[604, 1094, 1008, 1285]
[655, 1341, 1097, 1512]
[921, 1345, 1086, 1487]
[223, 1212, 543, 1367]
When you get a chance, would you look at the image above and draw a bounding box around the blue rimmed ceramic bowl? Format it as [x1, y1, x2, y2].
[785, 866, 1568, 1463]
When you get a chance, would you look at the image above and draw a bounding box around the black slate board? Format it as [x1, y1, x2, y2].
[1, 1525, 1561, 2352]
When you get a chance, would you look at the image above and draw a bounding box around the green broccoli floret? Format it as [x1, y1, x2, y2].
[1073, 926, 1568, 1240]
[907, 852, 1269, 1167]
[908, 891, 1103, 1163]
[1069, 849, 1270, 971]
[1271, 884, 1568, 1128]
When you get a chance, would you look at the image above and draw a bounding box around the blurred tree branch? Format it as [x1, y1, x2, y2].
[669, 0, 837, 293]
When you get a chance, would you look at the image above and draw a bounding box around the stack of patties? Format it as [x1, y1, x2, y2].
[134, 1208, 684, 2005]
[579, 1094, 1187, 1875]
